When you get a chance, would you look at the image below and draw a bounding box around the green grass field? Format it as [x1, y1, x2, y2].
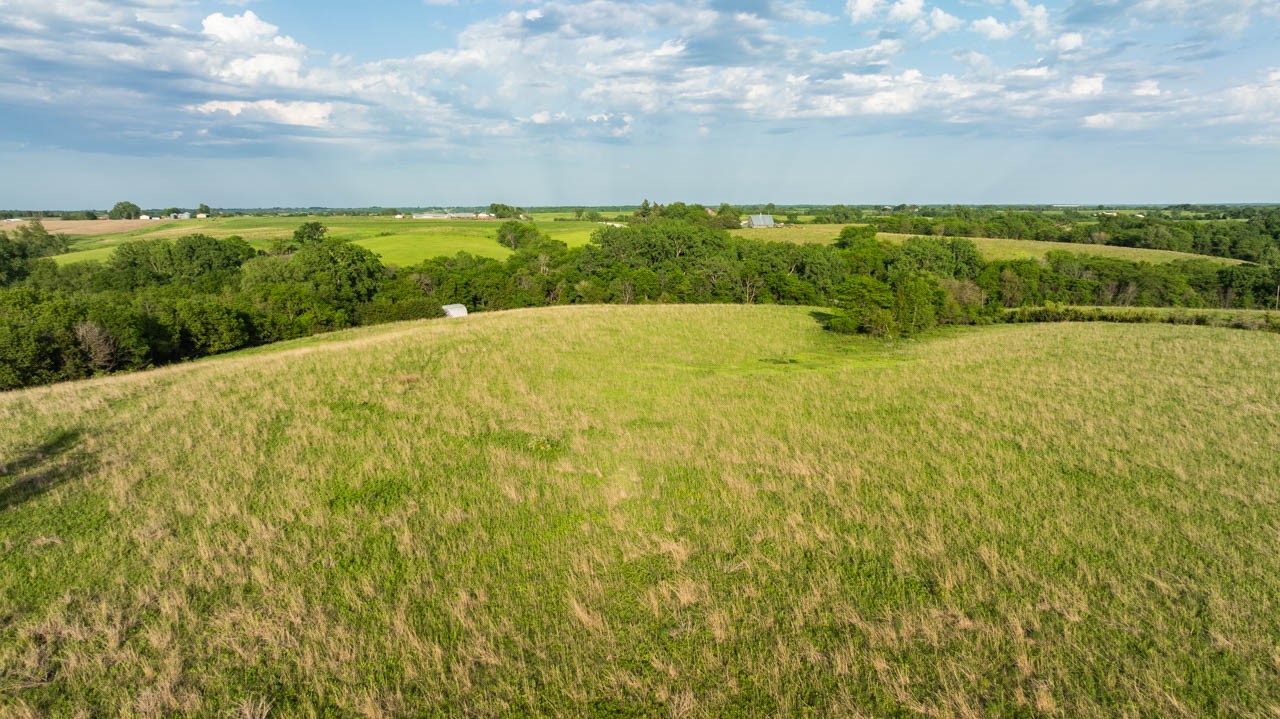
[3, 305, 1279, 716]
[50, 216, 603, 267]
[730, 225, 1244, 265]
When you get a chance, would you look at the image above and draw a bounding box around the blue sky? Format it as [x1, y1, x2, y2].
[1, 0, 1278, 207]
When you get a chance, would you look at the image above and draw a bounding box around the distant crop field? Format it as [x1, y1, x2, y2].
[3, 305, 1280, 716]
[6, 218, 158, 235]
[49, 216, 605, 267]
[730, 225, 1244, 265]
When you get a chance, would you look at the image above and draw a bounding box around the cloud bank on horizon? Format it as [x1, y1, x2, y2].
[0, 0, 1277, 205]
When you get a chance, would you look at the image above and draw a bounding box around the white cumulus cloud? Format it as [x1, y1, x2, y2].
[201, 11, 279, 44]
[888, 0, 925, 23]
[1070, 74, 1106, 96]
[192, 100, 334, 128]
[847, 0, 885, 23]
[972, 16, 1014, 39]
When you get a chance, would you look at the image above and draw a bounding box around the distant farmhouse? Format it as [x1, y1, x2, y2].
[745, 214, 776, 228]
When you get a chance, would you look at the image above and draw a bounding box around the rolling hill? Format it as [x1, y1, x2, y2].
[42, 216, 601, 267]
[3, 305, 1279, 716]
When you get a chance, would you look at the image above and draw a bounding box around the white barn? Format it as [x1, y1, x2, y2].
[747, 214, 776, 228]
[441, 304, 468, 318]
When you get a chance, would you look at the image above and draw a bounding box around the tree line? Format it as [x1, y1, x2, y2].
[869, 210, 1280, 264]
[2, 217, 1278, 390]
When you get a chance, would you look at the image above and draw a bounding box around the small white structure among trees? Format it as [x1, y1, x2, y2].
[746, 214, 776, 228]
[441, 304, 468, 318]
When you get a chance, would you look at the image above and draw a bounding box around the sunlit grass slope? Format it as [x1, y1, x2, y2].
[3, 306, 1279, 716]
[51, 216, 601, 266]
[731, 225, 1243, 265]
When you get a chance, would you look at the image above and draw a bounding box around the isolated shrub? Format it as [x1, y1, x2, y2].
[355, 297, 445, 324]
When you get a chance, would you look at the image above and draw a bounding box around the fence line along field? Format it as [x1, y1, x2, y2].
[3, 304, 1279, 717]
[45, 216, 603, 267]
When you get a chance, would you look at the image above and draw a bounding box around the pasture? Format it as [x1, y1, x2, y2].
[3, 304, 1279, 716]
[46, 216, 602, 267]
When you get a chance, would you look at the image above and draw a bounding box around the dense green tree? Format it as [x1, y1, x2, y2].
[833, 225, 876, 249]
[827, 276, 895, 335]
[12, 220, 70, 257]
[892, 274, 941, 335]
[0, 234, 30, 287]
[496, 221, 543, 250]
[712, 203, 742, 230]
[488, 203, 524, 219]
[108, 201, 142, 220]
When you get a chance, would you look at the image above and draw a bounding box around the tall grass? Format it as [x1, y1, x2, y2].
[2, 305, 1278, 716]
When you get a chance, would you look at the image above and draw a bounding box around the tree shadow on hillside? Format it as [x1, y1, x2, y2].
[0, 429, 94, 511]
[809, 310, 836, 325]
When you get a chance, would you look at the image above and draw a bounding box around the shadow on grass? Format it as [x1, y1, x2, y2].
[0, 429, 93, 511]
[809, 310, 836, 325]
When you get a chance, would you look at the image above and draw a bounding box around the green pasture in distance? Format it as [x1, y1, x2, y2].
[51, 216, 606, 266]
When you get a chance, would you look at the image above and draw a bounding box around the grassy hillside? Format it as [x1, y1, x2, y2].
[3, 306, 1279, 716]
[730, 225, 1244, 265]
[48, 216, 601, 267]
